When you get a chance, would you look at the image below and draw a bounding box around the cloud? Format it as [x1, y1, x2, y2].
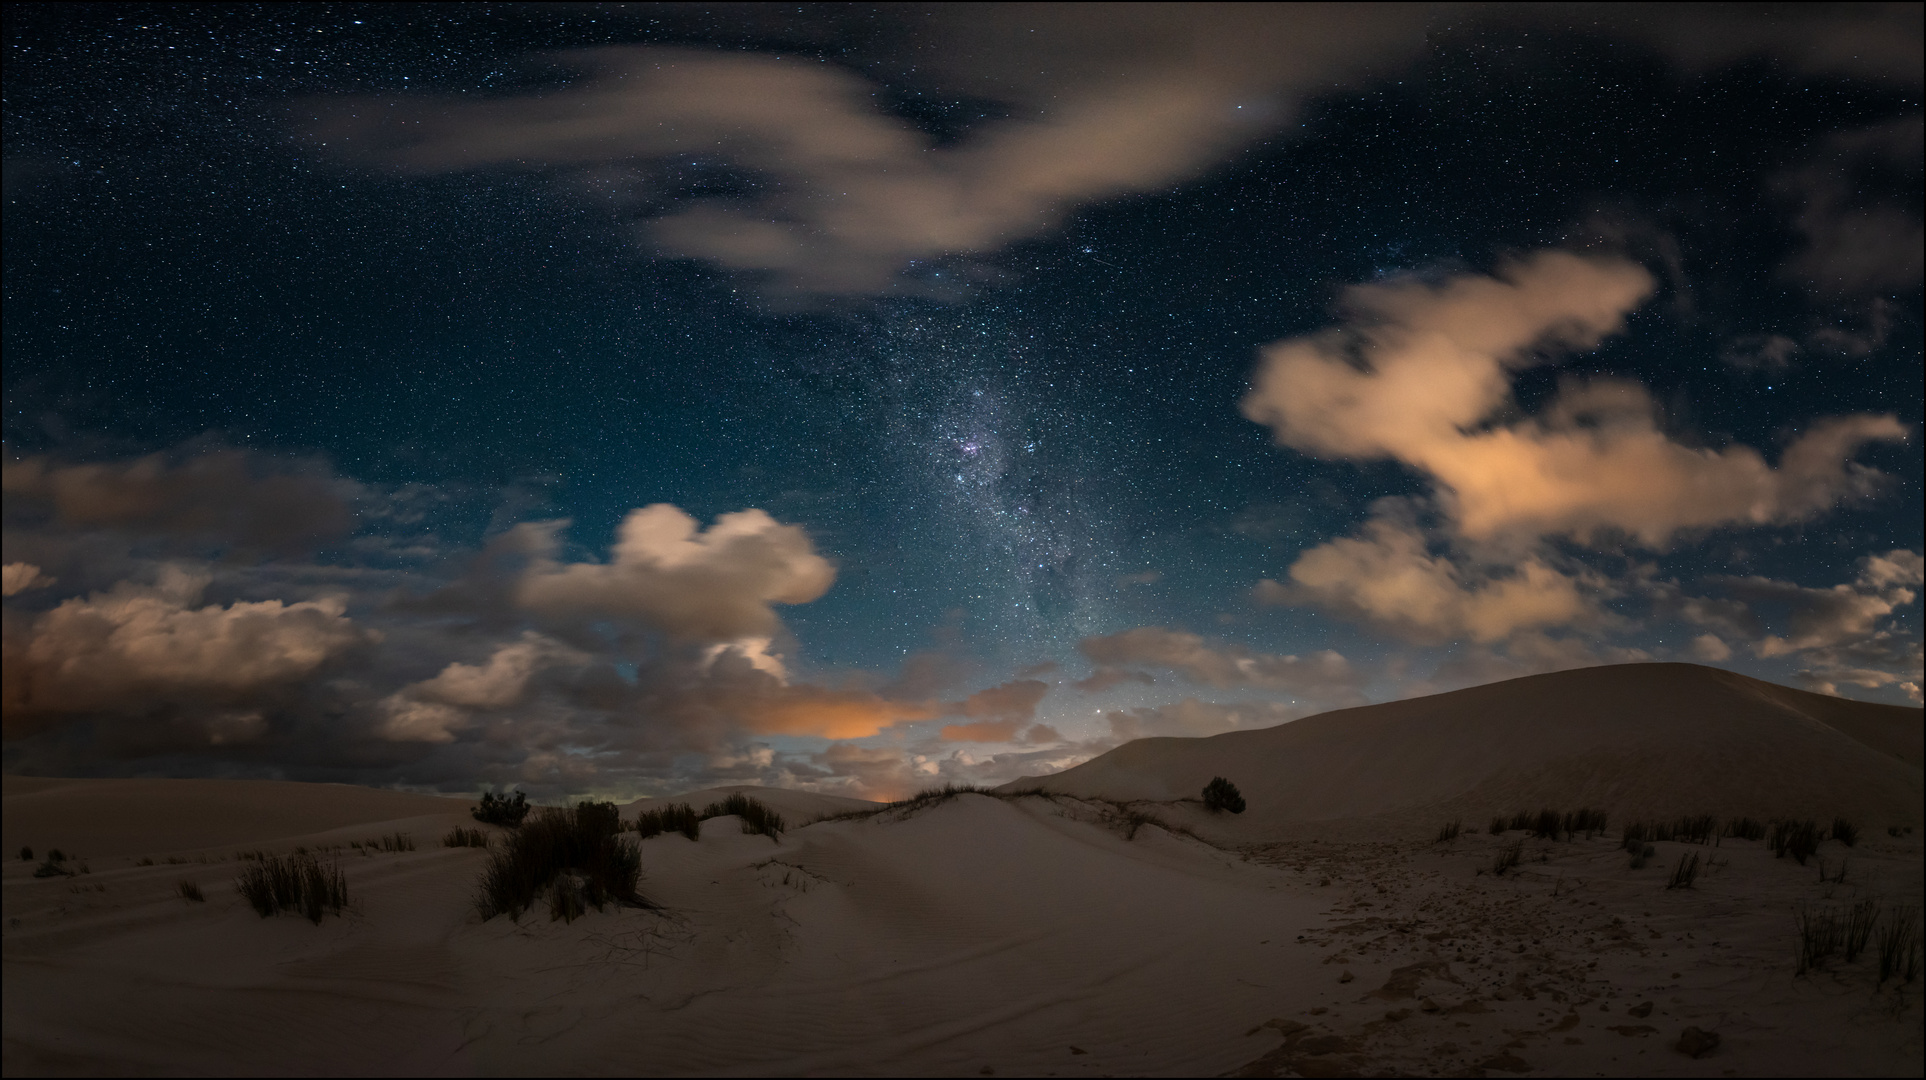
[2, 563, 55, 597]
[1104, 697, 1301, 742]
[378, 632, 589, 743]
[506, 504, 835, 640]
[1723, 550, 1922, 659]
[1077, 626, 1363, 700]
[1260, 506, 1595, 645]
[938, 678, 1050, 741]
[2, 565, 371, 726]
[1074, 667, 1156, 693]
[1688, 634, 1733, 662]
[1242, 251, 1907, 548]
[2, 451, 359, 553]
[1775, 116, 1924, 295]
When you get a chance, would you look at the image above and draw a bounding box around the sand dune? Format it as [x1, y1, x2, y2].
[5, 664, 1921, 1076]
[1005, 663, 1923, 837]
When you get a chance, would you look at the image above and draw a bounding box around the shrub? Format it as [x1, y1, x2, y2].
[472, 790, 531, 828]
[1770, 819, 1820, 864]
[177, 880, 205, 902]
[701, 793, 786, 839]
[1565, 808, 1608, 838]
[1120, 809, 1171, 840]
[32, 851, 73, 878]
[1202, 777, 1246, 814]
[236, 853, 347, 923]
[1830, 817, 1859, 848]
[634, 803, 701, 840]
[476, 801, 645, 922]
[17, 846, 30, 861]
[1877, 905, 1921, 985]
[1796, 903, 1842, 975]
[1492, 841, 1523, 876]
[1435, 820, 1462, 843]
[1667, 852, 1700, 890]
[1725, 817, 1766, 842]
[442, 827, 489, 848]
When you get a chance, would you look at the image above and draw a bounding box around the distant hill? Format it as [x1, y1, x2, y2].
[1001, 663, 1923, 835]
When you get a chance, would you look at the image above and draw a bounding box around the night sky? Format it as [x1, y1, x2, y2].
[4, 4, 1920, 799]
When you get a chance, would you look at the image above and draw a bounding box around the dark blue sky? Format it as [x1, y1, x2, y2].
[3, 4, 1919, 797]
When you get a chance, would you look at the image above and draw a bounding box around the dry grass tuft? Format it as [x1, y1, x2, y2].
[701, 793, 786, 839]
[236, 853, 347, 923]
[634, 802, 701, 840]
[176, 880, 205, 902]
[476, 801, 645, 922]
[442, 827, 490, 848]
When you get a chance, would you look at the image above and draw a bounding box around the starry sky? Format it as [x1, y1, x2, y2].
[3, 4, 1921, 799]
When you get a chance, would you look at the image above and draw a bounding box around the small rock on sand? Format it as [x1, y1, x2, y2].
[1628, 1000, 1654, 1018]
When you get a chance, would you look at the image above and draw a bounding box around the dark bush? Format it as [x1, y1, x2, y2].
[236, 853, 347, 923]
[32, 850, 73, 878]
[442, 827, 489, 848]
[1492, 841, 1523, 875]
[1507, 811, 1532, 832]
[1529, 808, 1563, 840]
[634, 802, 702, 840]
[476, 801, 644, 922]
[1673, 815, 1717, 845]
[1435, 820, 1462, 843]
[1830, 817, 1859, 848]
[1725, 817, 1766, 841]
[1202, 777, 1246, 814]
[1565, 808, 1608, 838]
[1770, 818, 1820, 864]
[1622, 821, 1649, 851]
[472, 790, 531, 827]
[1666, 852, 1700, 889]
[1487, 816, 1506, 835]
[17, 846, 30, 861]
[702, 793, 786, 839]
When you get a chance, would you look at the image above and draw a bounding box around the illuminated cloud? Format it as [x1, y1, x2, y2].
[1258, 509, 1595, 645]
[2, 563, 55, 597]
[1242, 251, 1906, 548]
[1077, 627, 1363, 700]
[939, 678, 1050, 742]
[1775, 116, 1924, 295]
[509, 503, 835, 641]
[2, 565, 370, 727]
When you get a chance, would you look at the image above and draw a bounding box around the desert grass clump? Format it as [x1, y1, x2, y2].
[475, 801, 644, 922]
[1629, 843, 1656, 870]
[32, 850, 75, 878]
[235, 853, 348, 923]
[176, 880, 205, 902]
[1491, 841, 1524, 876]
[18, 846, 31, 861]
[1796, 902, 1843, 975]
[1435, 820, 1463, 843]
[701, 793, 786, 839]
[1666, 852, 1701, 890]
[634, 802, 702, 840]
[472, 789, 531, 828]
[1202, 777, 1246, 814]
[1621, 821, 1649, 851]
[442, 827, 489, 848]
[1487, 816, 1506, 835]
[1673, 814, 1718, 846]
[1770, 818, 1821, 864]
[364, 832, 414, 853]
[1843, 898, 1880, 963]
[1725, 817, 1766, 842]
[1830, 817, 1859, 848]
[1877, 905, 1921, 985]
[1565, 808, 1608, 838]
[1119, 809, 1174, 840]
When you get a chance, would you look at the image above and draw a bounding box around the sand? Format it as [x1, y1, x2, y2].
[4, 664, 1922, 1076]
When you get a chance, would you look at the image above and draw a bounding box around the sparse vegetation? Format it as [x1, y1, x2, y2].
[1770, 818, 1821, 864]
[472, 789, 531, 828]
[1434, 820, 1462, 843]
[633, 802, 702, 840]
[1888, 825, 1914, 838]
[1487, 816, 1505, 835]
[1666, 852, 1700, 890]
[1201, 777, 1245, 814]
[1877, 905, 1920, 985]
[18, 846, 31, 861]
[1844, 898, 1879, 962]
[475, 801, 645, 922]
[1724, 817, 1766, 841]
[1796, 902, 1841, 975]
[1629, 844, 1656, 870]
[701, 793, 786, 839]
[359, 832, 413, 853]
[32, 850, 74, 878]
[176, 880, 205, 902]
[1830, 817, 1859, 848]
[1492, 841, 1523, 875]
[236, 853, 348, 923]
[442, 827, 489, 848]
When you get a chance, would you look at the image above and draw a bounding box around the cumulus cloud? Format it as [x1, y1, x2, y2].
[2, 565, 371, 727]
[1258, 507, 1595, 645]
[2, 563, 55, 597]
[1077, 626, 1364, 701]
[379, 632, 588, 742]
[2, 451, 359, 553]
[1242, 251, 1906, 548]
[1724, 550, 1922, 659]
[507, 503, 835, 641]
[1074, 667, 1156, 693]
